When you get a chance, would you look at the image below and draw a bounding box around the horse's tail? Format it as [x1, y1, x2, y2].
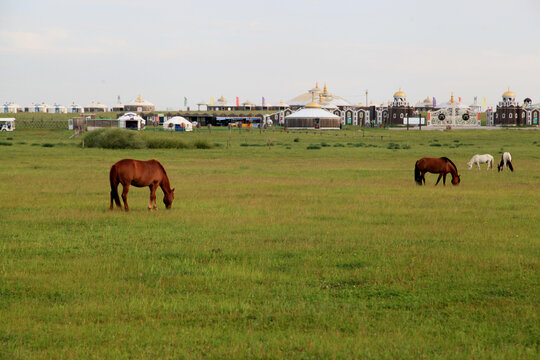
[414, 161, 422, 185]
[109, 165, 121, 209]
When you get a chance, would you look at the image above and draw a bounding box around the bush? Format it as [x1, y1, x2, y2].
[42, 143, 55, 147]
[0, 141, 12, 146]
[293, 138, 300, 142]
[83, 128, 214, 150]
[429, 143, 442, 147]
[192, 139, 213, 149]
[146, 137, 188, 149]
[307, 144, 321, 150]
[386, 142, 400, 150]
[321, 142, 331, 147]
[333, 143, 345, 147]
[84, 128, 146, 149]
[401, 144, 411, 149]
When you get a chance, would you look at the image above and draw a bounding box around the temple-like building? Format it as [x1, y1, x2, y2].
[486, 88, 539, 126]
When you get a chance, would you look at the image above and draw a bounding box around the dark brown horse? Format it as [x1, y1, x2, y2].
[110, 159, 175, 211]
[415, 157, 461, 186]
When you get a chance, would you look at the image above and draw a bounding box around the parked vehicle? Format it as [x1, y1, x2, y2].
[0, 118, 15, 131]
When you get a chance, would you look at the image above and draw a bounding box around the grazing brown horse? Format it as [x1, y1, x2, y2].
[109, 159, 175, 211]
[415, 157, 461, 186]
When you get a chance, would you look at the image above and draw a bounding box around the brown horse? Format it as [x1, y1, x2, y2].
[415, 157, 461, 186]
[109, 159, 175, 211]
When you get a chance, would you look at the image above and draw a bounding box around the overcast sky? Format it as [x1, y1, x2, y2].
[1, 0, 539, 109]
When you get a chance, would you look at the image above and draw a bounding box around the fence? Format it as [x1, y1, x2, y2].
[14, 119, 68, 129]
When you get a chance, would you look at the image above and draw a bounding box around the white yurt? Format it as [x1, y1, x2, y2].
[48, 103, 67, 114]
[69, 102, 84, 113]
[2, 102, 21, 113]
[163, 116, 193, 131]
[284, 101, 341, 129]
[118, 112, 145, 130]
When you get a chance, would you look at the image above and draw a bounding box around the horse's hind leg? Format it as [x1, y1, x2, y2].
[121, 184, 131, 211]
[435, 174, 442, 185]
[443, 174, 447, 185]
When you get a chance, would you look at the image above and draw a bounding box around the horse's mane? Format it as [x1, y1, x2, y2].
[441, 157, 458, 172]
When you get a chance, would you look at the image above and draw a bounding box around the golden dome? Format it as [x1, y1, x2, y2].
[305, 101, 321, 108]
[503, 88, 515, 97]
[394, 90, 406, 97]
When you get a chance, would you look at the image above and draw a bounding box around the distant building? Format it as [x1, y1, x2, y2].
[85, 101, 109, 112]
[48, 103, 67, 114]
[2, 102, 22, 113]
[428, 93, 480, 127]
[486, 89, 538, 126]
[69, 102, 84, 113]
[25, 102, 50, 113]
[124, 95, 155, 112]
[284, 101, 341, 129]
[384, 89, 413, 126]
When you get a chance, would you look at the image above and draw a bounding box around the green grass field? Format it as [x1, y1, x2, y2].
[0, 127, 538, 359]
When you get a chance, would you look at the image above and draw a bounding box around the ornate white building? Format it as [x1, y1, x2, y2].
[428, 93, 480, 127]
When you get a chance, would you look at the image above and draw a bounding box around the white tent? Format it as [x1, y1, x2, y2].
[163, 116, 192, 131]
[118, 112, 145, 130]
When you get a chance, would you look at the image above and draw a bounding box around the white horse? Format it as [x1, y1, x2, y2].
[467, 154, 494, 170]
[497, 152, 514, 172]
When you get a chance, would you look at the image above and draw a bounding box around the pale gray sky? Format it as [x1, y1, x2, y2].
[1, 0, 539, 109]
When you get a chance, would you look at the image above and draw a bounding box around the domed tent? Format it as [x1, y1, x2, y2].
[163, 116, 193, 131]
[118, 112, 145, 130]
[284, 101, 340, 129]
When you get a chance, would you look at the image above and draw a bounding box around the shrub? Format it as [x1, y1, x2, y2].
[192, 139, 213, 149]
[0, 141, 12, 146]
[307, 144, 321, 150]
[146, 138, 188, 149]
[321, 142, 331, 147]
[402, 144, 411, 149]
[386, 142, 400, 150]
[293, 138, 300, 142]
[42, 143, 55, 147]
[429, 143, 442, 147]
[333, 143, 345, 147]
[84, 128, 146, 149]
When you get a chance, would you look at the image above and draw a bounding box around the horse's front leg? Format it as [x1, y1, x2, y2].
[435, 174, 442, 185]
[149, 184, 157, 211]
[443, 174, 447, 185]
[121, 184, 130, 211]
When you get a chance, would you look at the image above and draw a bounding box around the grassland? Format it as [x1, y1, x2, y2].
[0, 127, 538, 359]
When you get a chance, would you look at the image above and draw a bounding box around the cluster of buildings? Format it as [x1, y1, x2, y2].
[4, 85, 539, 129]
[1, 95, 155, 114]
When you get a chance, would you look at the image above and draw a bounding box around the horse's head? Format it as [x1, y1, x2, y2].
[163, 188, 175, 209]
[467, 161, 473, 170]
[452, 174, 461, 186]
